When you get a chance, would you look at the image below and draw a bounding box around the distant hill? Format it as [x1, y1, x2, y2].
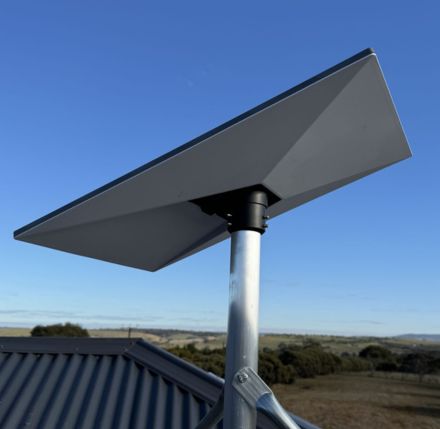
[396, 334, 440, 343]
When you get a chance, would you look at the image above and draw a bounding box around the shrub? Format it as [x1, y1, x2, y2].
[359, 345, 393, 361]
[376, 361, 399, 372]
[31, 322, 89, 337]
[168, 341, 437, 384]
[169, 344, 226, 377]
[259, 350, 296, 385]
[340, 355, 371, 372]
[278, 344, 342, 378]
[399, 353, 430, 376]
[359, 345, 396, 370]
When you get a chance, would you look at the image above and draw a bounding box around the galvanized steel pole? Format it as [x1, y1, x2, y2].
[224, 230, 261, 428]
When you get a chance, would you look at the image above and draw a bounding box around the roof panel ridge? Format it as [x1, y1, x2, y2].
[0, 337, 139, 355]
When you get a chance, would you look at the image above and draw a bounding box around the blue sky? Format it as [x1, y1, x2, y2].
[1, 1, 439, 336]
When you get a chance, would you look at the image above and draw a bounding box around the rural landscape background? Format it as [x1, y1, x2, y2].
[1, 326, 439, 428]
[1, 3, 439, 429]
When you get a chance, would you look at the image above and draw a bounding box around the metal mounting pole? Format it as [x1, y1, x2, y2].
[193, 187, 269, 429]
[224, 229, 261, 429]
[194, 189, 302, 429]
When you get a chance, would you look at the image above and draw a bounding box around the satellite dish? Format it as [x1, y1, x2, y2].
[14, 48, 409, 272]
[14, 48, 410, 429]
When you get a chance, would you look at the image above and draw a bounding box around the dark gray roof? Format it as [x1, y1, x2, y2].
[0, 337, 319, 429]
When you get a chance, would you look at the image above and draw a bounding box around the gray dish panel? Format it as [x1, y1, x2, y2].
[14, 50, 410, 271]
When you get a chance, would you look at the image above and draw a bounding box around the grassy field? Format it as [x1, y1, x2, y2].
[273, 373, 440, 429]
[88, 330, 440, 356]
[90, 328, 228, 348]
[1, 327, 439, 355]
[0, 327, 30, 336]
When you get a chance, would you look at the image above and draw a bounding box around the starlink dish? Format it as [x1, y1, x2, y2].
[14, 48, 411, 271]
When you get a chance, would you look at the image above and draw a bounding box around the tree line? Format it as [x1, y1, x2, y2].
[359, 344, 440, 382]
[30, 324, 440, 385]
[169, 340, 372, 385]
[169, 341, 440, 385]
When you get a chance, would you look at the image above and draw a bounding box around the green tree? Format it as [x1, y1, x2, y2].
[359, 345, 393, 361]
[279, 343, 342, 378]
[359, 345, 396, 371]
[399, 353, 430, 382]
[259, 350, 296, 385]
[31, 322, 89, 337]
[340, 355, 371, 372]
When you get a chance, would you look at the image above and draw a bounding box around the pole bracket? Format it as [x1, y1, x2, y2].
[194, 367, 302, 429]
[192, 185, 279, 234]
[232, 367, 302, 429]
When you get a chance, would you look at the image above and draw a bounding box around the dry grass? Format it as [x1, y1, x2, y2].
[1, 328, 438, 354]
[86, 329, 228, 348]
[0, 327, 30, 336]
[86, 330, 440, 354]
[273, 373, 440, 429]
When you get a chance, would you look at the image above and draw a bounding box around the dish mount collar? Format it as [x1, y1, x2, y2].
[192, 185, 280, 234]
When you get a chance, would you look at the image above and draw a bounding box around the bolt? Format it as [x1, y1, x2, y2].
[237, 372, 249, 383]
[263, 215, 270, 220]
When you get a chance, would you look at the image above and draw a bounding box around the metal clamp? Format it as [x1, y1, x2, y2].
[194, 368, 301, 429]
[232, 367, 301, 429]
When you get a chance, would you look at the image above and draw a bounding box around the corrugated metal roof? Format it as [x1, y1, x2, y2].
[0, 338, 319, 429]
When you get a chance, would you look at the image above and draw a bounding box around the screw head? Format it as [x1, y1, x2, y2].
[237, 372, 249, 383]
